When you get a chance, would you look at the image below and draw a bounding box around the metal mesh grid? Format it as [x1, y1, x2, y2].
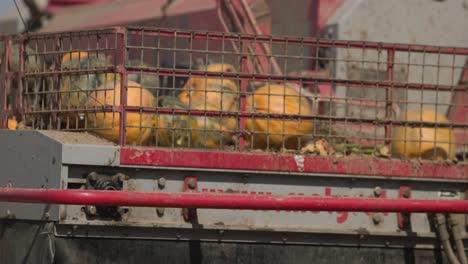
[1, 27, 467, 163]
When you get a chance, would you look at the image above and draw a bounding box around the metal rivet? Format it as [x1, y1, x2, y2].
[219, 230, 224, 235]
[188, 179, 196, 189]
[402, 189, 410, 198]
[44, 212, 50, 220]
[373, 187, 382, 197]
[156, 208, 165, 217]
[158, 177, 167, 189]
[372, 213, 383, 225]
[86, 205, 97, 216]
[72, 225, 78, 231]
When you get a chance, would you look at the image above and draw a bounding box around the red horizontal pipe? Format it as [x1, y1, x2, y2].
[1, 188, 468, 213]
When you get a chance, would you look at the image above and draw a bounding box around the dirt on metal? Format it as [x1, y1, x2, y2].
[41, 130, 116, 145]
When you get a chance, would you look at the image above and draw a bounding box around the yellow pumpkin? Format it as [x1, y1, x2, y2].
[60, 52, 120, 127]
[85, 80, 156, 145]
[245, 84, 314, 150]
[7, 116, 18, 130]
[60, 52, 116, 109]
[179, 63, 238, 112]
[152, 96, 199, 148]
[61, 51, 88, 64]
[391, 108, 456, 160]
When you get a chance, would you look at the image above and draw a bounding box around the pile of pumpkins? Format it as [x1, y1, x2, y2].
[58, 52, 316, 150]
[32, 51, 460, 160]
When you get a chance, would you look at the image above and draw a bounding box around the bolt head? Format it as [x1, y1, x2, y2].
[402, 189, 411, 198]
[158, 177, 167, 189]
[372, 213, 383, 225]
[44, 212, 50, 220]
[188, 179, 196, 189]
[373, 187, 382, 197]
[86, 205, 97, 216]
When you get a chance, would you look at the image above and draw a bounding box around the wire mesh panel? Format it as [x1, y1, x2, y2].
[12, 29, 122, 138]
[124, 27, 467, 162]
[1, 26, 467, 173]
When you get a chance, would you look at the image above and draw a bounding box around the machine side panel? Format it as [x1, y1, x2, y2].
[0, 130, 63, 220]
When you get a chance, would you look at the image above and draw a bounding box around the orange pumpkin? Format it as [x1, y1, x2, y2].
[391, 108, 456, 160]
[85, 80, 156, 145]
[60, 51, 117, 125]
[62, 51, 89, 64]
[245, 84, 314, 150]
[7, 116, 18, 130]
[179, 63, 238, 112]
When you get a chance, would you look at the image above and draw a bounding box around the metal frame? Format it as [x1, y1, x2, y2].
[1, 26, 467, 181]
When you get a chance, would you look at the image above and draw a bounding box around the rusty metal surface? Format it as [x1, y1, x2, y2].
[120, 147, 468, 179]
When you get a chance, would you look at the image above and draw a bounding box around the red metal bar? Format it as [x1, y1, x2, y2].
[385, 49, 394, 145]
[238, 56, 248, 149]
[51, 35, 62, 128]
[16, 40, 24, 117]
[231, 0, 282, 75]
[118, 30, 128, 145]
[0, 38, 10, 129]
[1, 187, 468, 213]
[120, 148, 467, 180]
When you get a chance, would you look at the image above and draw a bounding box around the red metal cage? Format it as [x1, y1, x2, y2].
[0, 26, 467, 180]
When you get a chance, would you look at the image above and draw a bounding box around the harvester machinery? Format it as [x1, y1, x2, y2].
[0, 0, 467, 263]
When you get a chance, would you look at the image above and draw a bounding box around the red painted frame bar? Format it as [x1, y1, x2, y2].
[120, 147, 467, 180]
[384, 49, 394, 145]
[1, 187, 468, 213]
[0, 37, 10, 129]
